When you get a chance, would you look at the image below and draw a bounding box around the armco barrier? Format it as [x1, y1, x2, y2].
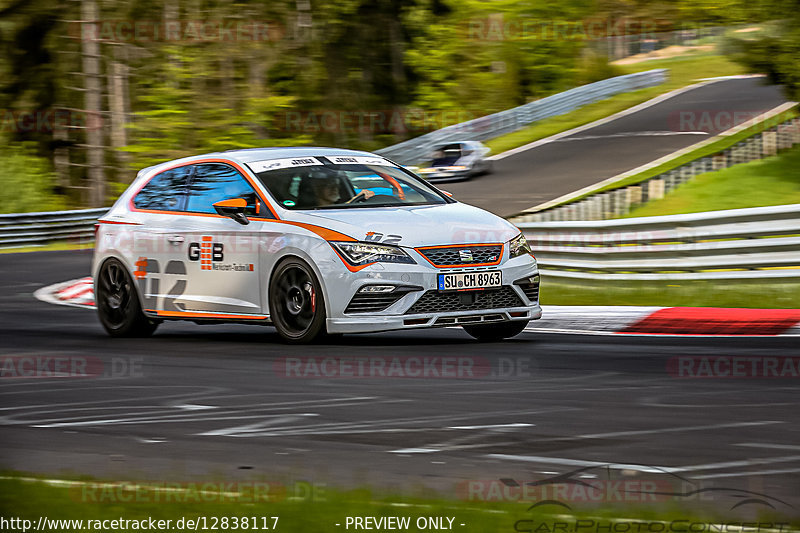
[376, 69, 667, 165]
[0, 208, 108, 247]
[519, 203, 800, 280]
[6, 204, 798, 282]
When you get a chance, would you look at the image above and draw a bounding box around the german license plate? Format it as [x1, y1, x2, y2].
[438, 271, 501, 291]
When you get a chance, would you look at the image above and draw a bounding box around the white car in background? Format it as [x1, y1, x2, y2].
[92, 147, 540, 343]
[415, 141, 493, 181]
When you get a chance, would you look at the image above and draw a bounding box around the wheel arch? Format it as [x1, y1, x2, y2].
[94, 253, 150, 313]
[265, 250, 333, 319]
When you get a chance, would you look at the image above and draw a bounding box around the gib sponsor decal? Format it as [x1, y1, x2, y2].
[187, 236, 254, 272]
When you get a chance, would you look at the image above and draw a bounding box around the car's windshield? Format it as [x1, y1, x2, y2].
[431, 144, 463, 167]
[251, 156, 448, 210]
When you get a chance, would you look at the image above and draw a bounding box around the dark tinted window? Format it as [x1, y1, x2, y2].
[132, 166, 192, 211]
[255, 163, 446, 210]
[185, 163, 263, 216]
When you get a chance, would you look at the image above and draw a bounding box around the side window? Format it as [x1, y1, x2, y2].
[185, 163, 265, 216]
[132, 166, 192, 211]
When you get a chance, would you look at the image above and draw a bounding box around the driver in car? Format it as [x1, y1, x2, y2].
[311, 173, 375, 206]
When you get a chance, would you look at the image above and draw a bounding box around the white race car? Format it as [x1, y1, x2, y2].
[92, 147, 541, 343]
[415, 141, 493, 181]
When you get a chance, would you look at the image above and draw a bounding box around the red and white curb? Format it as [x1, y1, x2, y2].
[34, 277, 95, 309]
[34, 278, 800, 336]
[531, 306, 800, 337]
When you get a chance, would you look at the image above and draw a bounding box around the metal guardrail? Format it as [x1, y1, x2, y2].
[519, 204, 800, 280]
[2, 203, 798, 282]
[0, 208, 108, 247]
[376, 69, 667, 165]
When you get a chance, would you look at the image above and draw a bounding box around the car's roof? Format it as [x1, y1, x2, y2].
[224, 147, 380, 164]
[139, 147, 385, 176]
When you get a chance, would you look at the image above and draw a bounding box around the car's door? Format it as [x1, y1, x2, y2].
[167, 162, 266, 316]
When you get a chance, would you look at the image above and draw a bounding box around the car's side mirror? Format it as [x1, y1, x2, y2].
[440, 190, 454, 197]
[213, 198, 250, 225]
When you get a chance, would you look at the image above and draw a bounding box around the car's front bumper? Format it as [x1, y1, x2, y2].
[419, 169, 472, 182]
[324, 253, 540, 334]
[327, 306, 541, 334]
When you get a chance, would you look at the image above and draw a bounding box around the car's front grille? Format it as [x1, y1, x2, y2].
[405, 286, 524, 315]
[417, 245, 502, 267]
[345, 292, 407, 314]
[514, 274, 540, 302]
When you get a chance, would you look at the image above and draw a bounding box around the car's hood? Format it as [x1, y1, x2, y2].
[286, 202, 519, 248]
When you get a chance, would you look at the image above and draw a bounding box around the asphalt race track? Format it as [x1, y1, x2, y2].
[1, 251, 799, 513]
[443, 77, 788, 216]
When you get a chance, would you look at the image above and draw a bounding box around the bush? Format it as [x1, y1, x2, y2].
[0, 140, 65, 214]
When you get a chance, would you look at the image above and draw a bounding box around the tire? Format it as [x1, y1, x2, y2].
[96, 258, 159, 338]
[463, 320, 529, 342]
[269, 257, 327, 344]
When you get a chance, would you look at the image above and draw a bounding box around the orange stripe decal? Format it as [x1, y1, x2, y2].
[133, 257, 148, 279]
[153, 310, 269, 320]
[277, 221, 356, 242]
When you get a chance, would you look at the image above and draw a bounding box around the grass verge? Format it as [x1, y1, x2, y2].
[485, 52, 748, 156]
[1, 474, 793, 533]
[0, 241, 94, 254]
[623, 146, 800, 217]
[540, 277, 800, 308]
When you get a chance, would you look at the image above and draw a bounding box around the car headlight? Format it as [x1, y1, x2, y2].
[331, 241, 416, 266]
[508, 233, 533, 259]
[447, 166, 468, 171]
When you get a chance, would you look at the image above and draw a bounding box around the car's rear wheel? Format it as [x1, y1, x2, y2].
[269, 258, 327, 344]
[463, 320, 529, 341]
[96, 258, 159, 337]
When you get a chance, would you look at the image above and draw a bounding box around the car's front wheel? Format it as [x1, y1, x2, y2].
[269, 258, 327, 344]
[96, 258, 159, 337]
[463, 320, 529, 341]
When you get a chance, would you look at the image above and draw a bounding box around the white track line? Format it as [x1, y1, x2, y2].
[488, 452, 800, 475]
[735, 443, 800, 451]
[489, 78, 731, 161]
[514, 99, 798, 215]
[577, 420, 783, 439]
